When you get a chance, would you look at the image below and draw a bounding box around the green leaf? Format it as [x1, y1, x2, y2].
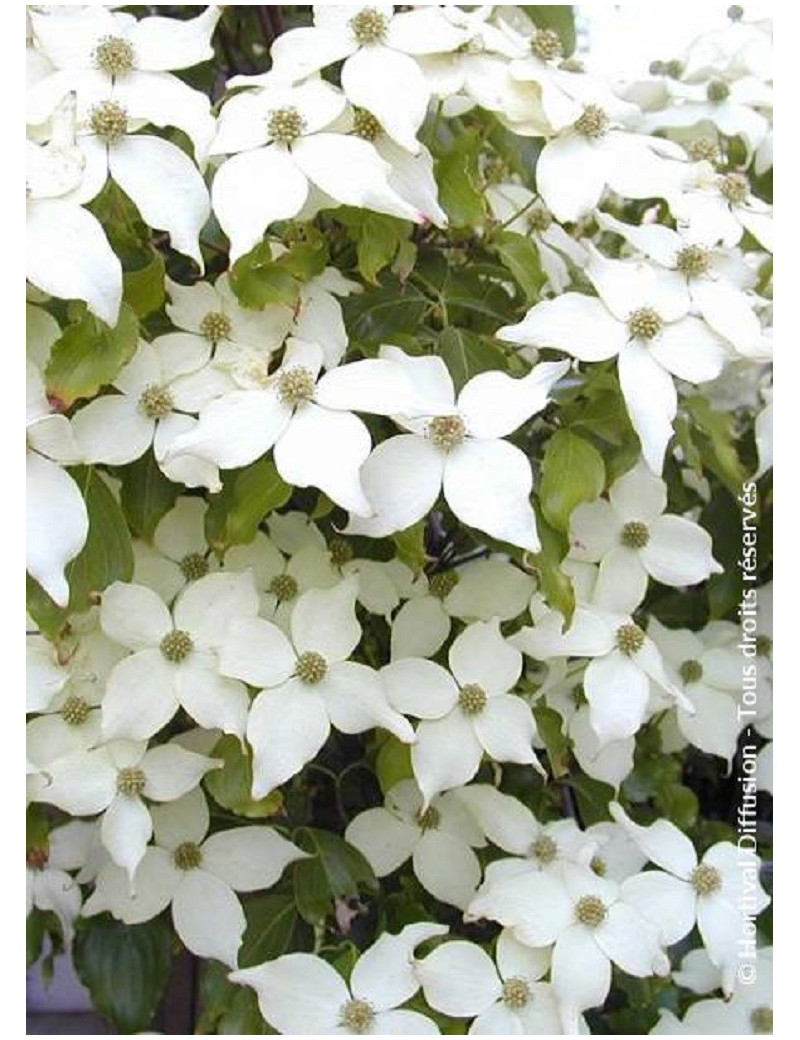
[73, 915, 172, 1033]
[123, 249, 166, 317]
[532, 703, 570, 778]
[276, 233, 329, 280]
[436, 327, 509, 392]
[486, 119, 544, 183]
[293, 828, 378, 924]
[492, 230, 545, 303]
[435, 133, 485, 227]
[45, 303, 139, 407]
[375, 735, 414, 794]
[684, 396, 747, 496]
[27, 910, 47, 969]
[343, 281, 428, 345]
[567, 773, 615, 826]
[392, 521, 427, 574]
[238, 893, 311, 969]
[539, 430, 605, 533]
[119, 451, 181, 541]
[205, 458, 291, 550]
[523, 5, 576, 54]
[527, 506, 575, 625]
[337, 209, 412, 284]
[230, 242, 299, 309]
[204, 735, 284, 819]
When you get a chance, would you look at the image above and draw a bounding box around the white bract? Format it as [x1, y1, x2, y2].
[27, 821, 96, 945]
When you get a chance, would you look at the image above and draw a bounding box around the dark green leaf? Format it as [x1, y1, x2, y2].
[337, 209, 413, 284]
[492, 230, 545, 303]
[293, 828, 378, 924]
[435, 133, 485, 227]
[73, 915, 172, 1033]
[527, 506, 575, 625]
[238, 892, 311, 968]
[684, 396, 747, 496]
[119, 451, 181, 541]
[567, 773, 615, 826]
[230, 242, 299, 309]
[436, 327, 509, 392]
[343, 281, 428, 345]
[204, 735, 283, 819]
[45, 304, 139, 406]
[533, 703, 570, 778]
[205, 458, 291, 550]
[539, 430, 605, 532]
[123, 249, 166, 317]
[375, 735, 414, 794]
[392, 521, 427, 574]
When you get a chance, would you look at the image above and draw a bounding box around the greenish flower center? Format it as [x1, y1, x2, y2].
[707, 79, 731, 103]
[528, 205, 553, 233]
[89, 100, 128, 144]
[350, 7, 388, 45]
[590, 855, 607, 877]
[295, 650, 327, 685]
[688, 136, 721, 163]
[680, 659, 704, 684]
[429, 571, 459, 600]
[173, 841, 203, 871]
[750, 1006, 773, 1034]
[199, 311, 232, 344]
[277, 366, 316, 406]
[268, 107, 306, 146]
[330, 539, 354, 566]
[575, 894, 607, 928]
[628, 307, 663, 340]
[530, 833, 558, 865]
[353, 108, 382, 142]
[616, 623, 645, 656]
[531, 28, 563, 62]
[179, 553, 209, 582]
[502, 977, 532, 1010]
[60, 695, 91, 726]
[721, 172, 750, 205]
[117, 766, 146, 797]
[428, 415, 466, 452]
[93, 35, 135, 77]
[269, 573, 298, 602]
[458, 683, 487, 716]
[665, 59, 684, 78]
[755, 634, 772, 658]
[575, 105, 610, 139]
[340, 998, 375, 1033]
[160, 629, 194, 663]
[691, 862, 722, 896]
[649, 60, 666, 75]
[676, 244, 711, 278]
[416, 805, 441, 832]
[620, 520, 650, 549]
[728, 5, 745, 21]
[139, 384, 175, 421]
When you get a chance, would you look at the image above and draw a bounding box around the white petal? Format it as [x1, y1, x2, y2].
[247, 682, 330, 797]
[37, 748, 117, 815]
[378, 138, 448, 226]
[126, 7, 221, 71]
[584, 653, 650, 744]
[345, 808, 419, 876]
[71, 394, 154, 465]
[26, 198, 122, 326]
[142, 744, 220, 802]
[176, 656, 249, 738]
[691, 278, 763, 356]
[100, 581, 172, 649]
[592, 548, 649, 615]
[212, 147, 309, 261]
[381, 658, 458, 719]
[390, 596, 451, 661]
[608, 462, 667, 523]
[372, 1009, 441, 1034]
[585, 247, 689, 323]
[32, 867, 82, 943]
[498, 293, 626, 362]
[496, 929, 551, 983]
[457, 360, 569, 439]
[26, 453, 88, 608]
[617, 342, 677, 475]
[643, 516, 721, 586]
[26, 636, 67, 713]
[378, 346, 455, 408]
[153, 496, 207, 562]
[678, 685, 740, 762]
[417, 941, 501, 1017]
[168, 389, 291, 469]
[570, 501, 620, 562]
[474, 695, 540, 768]
[274, 403, 372, 515]
[109, 136, 210, 266]
[413, 830, 482, 909]
[269, 26, 356, 82]
[412, 712, 483, 804]
[316, 359, 426, 417]
[596, 901, 670, 976]
[467, 870, 573, 945]
[350, 921, 449, 1010]
[609, 803, 696, 878]
[230, 954, 346, 1034]
[219, 616, 296, 687]
[290, 577, 361, 662]
[321, 661, 414, 742]
[386, 8, 468, 54]
[696, 897, 747, 995]
[84, 849, 179, 924]
[452, 786, 537, 856]
[552, 925, 611, 1017]
[174, 570, 260, 649]
[102, 650, 179, 741]
[449, 619, 521, 695]
[172, 869, 244, 967]
[512, 607, 615, 660]
[649, 318, 727, 384]
[152, 787, 209, 849]
[620, 871, 696, 947]
[101, 794, 152, 881]
[115, 70, 215, 159]
[444, 439, 540, 552]
[536, 135, 606, 222]
[445, 559, 534, 622]
[342, 46, 428, 153]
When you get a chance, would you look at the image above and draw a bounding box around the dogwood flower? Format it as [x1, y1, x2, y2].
[132, 496, 213, 604]
[230, 921, 447, 1034]
[671, 163, 773, 252]
[83, 788, 307, 967]
[346, 346, 569, 550]
[27, 820, 96, 944]
[36, 738, 220, 882]
[499, 249, 729, 472]
[99, 572, 259, 742]
[219, 578, 414, 797]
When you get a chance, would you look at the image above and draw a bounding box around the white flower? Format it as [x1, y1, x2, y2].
[230, 921, 447, 1034]
[99, 573, 259, 742]
[27, 820, 96, 945]
[499, 249, 729, 473]
[83, 788, 306, 967]
[612, 803, 771, 994]
[26, 361, 88, 608]
[219, 578, 414, 798]
[35, 738, 220, 881]
[132, 496, 214, 603]
[345, 779, 485, 909]
[569, 461, 722, 612]
[671, 164, 773, 252]
[346, 346, 569, 550]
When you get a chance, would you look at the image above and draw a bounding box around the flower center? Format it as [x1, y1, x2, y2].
[707, 79, 731, 103]
[575, 894, 607, 928]
[528, 205, 553, 233]
[26, 845, 49, 871]
[329, 539, 354, 566]
[720, 172, 749, 205]
[350, 7, 388, 45]
[680, 659, 704, 683]
[267, 107, 306, 146]
[531, 28, 563, 61]
[269, 573, 298, 602]
[458, 683, 487, 716]
[139, 384, 175, 421]
[429, 571, 459, 600]
[416, 805, 441, 832]
[502, 977, 531, 1010]
[575, 105, 610, 139]
[277, 366, 316, 407]
[530, 834, 558, 865]
[160, 629, 194, 663]
[173, 841, 203, 871]
[590, 855, 607, 877]
[179, 552, 209, 582]
[353, 108, 382, 142]
[295, 651, 328, 685]
[688, 136, 721, 164]
[728, 4, 744, 21]
[199, 311, 232, 344]
[93, 35, 135, 77]
[60, 695, 91, 726]
[616, 623, 645, 656]
[620, 520, 650, 549]
[340, 998, 375, 1034]
[428, 415, 466, 453]
[628, 307, 663, 340]
[676, 244, 711, 278]
[755, 634, 772, 658]
[89, 100, 128, 144]
[750, 1006, 773, 1034]
[117, 766, 146, 797]
[691, 862, 722, 896]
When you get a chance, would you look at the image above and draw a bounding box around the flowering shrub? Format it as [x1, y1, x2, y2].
[26, 5, 772, 1034]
